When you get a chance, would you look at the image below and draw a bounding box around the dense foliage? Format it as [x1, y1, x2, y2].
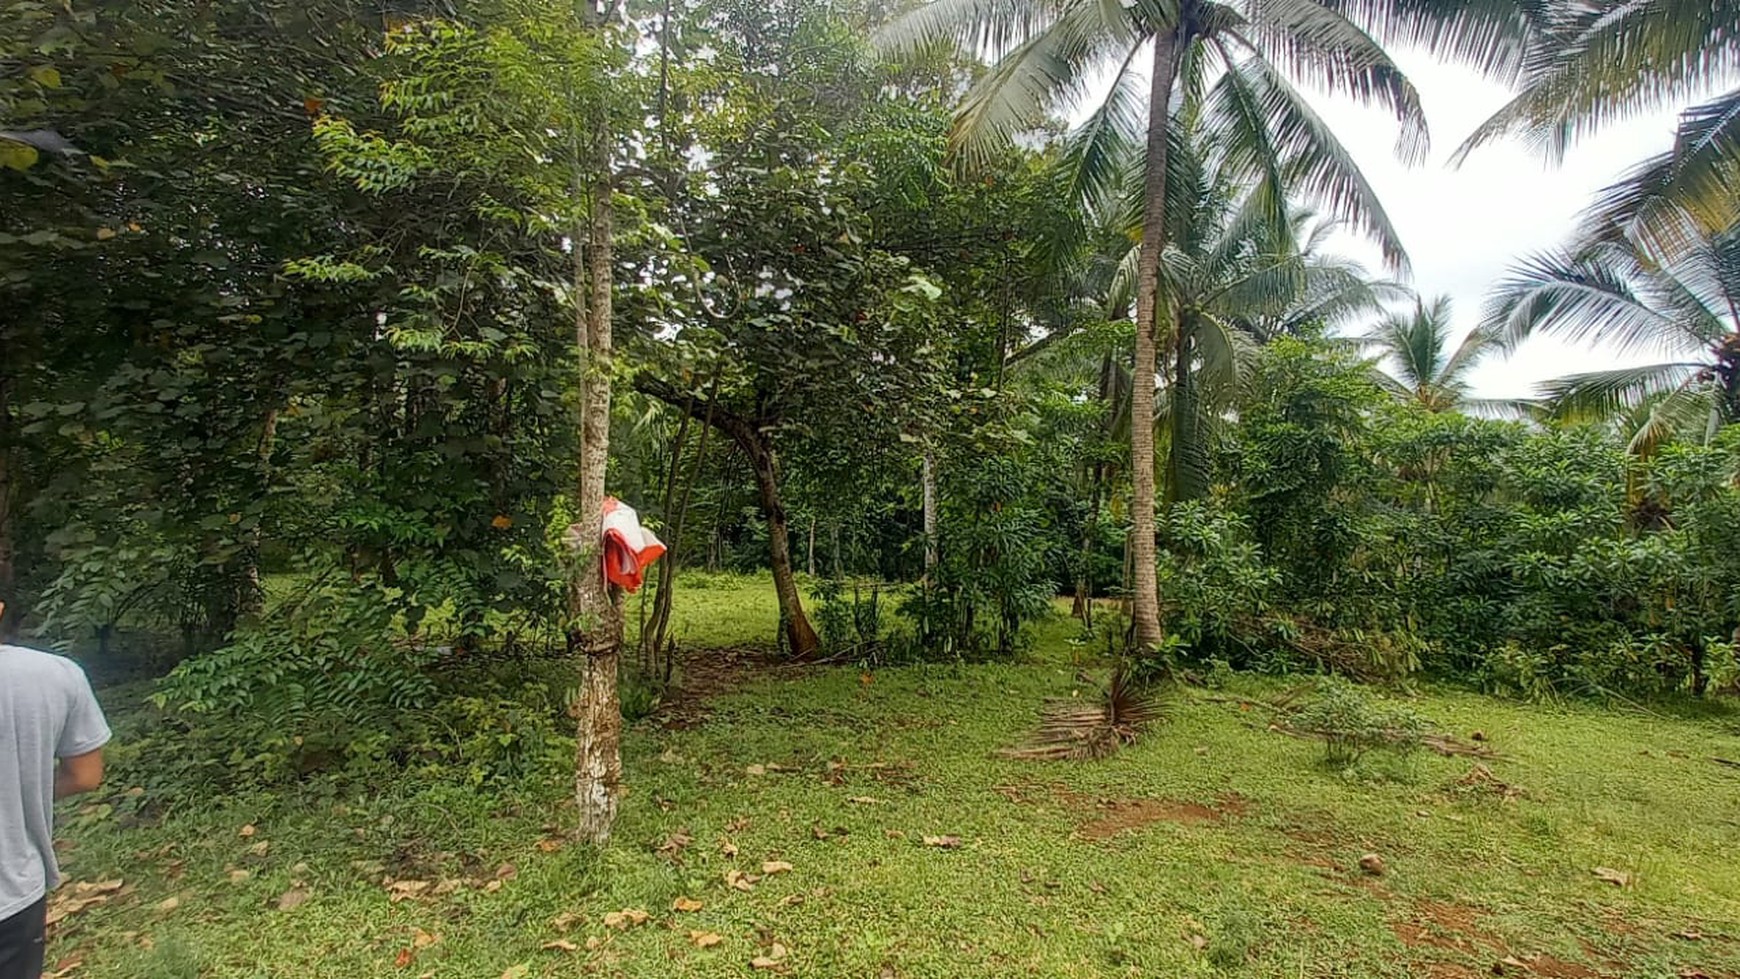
[5, 0, 1739, 812]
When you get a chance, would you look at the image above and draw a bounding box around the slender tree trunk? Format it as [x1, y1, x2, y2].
[1128, 28, 1181, 652]
[1074, 465, 1099, 628]
[746, 437, 820, 658]
[571, 119, 623, 845]
[921, 450, 939, 579]
[807, 516, 816, 577]
[648, 391, 713, 659]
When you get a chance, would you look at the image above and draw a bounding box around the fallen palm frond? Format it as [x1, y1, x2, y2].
[998, 668, 1167, 762]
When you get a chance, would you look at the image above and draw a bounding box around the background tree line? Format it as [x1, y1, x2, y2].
[4, 0, 1738, 839]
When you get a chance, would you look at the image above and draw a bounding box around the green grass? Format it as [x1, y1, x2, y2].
[45, 576, 1740, 979]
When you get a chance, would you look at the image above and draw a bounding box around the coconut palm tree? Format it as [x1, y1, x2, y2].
[877, 0, 1521, 649]
[1361, 295, 1513, 413]
[1456, 2, 1740, 257]
[1082, 118, 1403, 501]
[1484, 224, 1740, 456]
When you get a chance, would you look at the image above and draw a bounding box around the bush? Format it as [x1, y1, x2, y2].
[1291, 679, 1429, 767]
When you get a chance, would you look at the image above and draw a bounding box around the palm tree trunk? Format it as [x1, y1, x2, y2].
[1129, 28, 1182, 652]
[571, 119, 623, 846]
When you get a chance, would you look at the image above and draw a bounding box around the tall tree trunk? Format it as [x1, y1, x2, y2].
[1128, 28, 1181, 652]
[746, 437, 820, 658]
[921, 450, 939, 578]
[571, 120, 623, 845]
[807, 516, 816, 577]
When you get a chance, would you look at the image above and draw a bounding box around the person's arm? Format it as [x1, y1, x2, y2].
[54, 748, 104, 799]
[54, 659, 112, 799]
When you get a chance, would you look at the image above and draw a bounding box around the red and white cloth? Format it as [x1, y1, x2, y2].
[599, 497, 665, 592]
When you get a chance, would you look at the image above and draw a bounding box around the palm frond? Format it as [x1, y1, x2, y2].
[1482, 247, 1705, 357]
[1453, 0, 1740, 164]
[873, 0, 1078, 59]
[950, 4, 1139, 170]
[1061, 42, 1151, 210]
[1537, 361, 1708, 422]
[1325, 0, 1545, 85]
[1241, 0, 1430, 163]
[1202, 54, 1409, 272]
[1578, 88, 1740, 256]
[1619, 383, 1722, 458]
[998, 667, 1166, 761]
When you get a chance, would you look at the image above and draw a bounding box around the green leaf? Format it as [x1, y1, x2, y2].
[28, 65, 62, 88]
[0, 140, 40, 171]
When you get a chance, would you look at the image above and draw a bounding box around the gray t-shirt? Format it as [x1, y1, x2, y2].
[1, 644, 111, 920]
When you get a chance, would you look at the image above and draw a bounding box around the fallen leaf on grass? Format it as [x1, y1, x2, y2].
[921, 836, 962, 849]
[536, 838, 564, 854]
[725, 869, 761, 892]
[751, 943, 790, 969]
[1592, 867, 1632, 887]
[247, 841, 270, 858]
[411, 929, 440, 950]
[690, 931, 724, 948]
[46, 880, 126, 926]
[500, 966, 530, 979]
[393, 948, 413, 969]
[541, 939, 580, 953]
[154, 897, 180, 914]
[657, 832, 693, 857]
[727, 815, 753, 832]
[585, 937, 604, 951]
[1187, 933, 1208, 951]
[275, 888, 310, 911]
[238, 824, 257, 838]
[672, 896, 704, 913]
[551, 911, 584, 932]
[720, 839, 740, 858]
[602, 908, 650, 929]
[387, 880, 431, 902]
[227, 869, 251, 884]
[1676, 929, 1703, 941]
[847, 796, 882, 805]
[494, 863, 518, 880]
[745, 764, 767, 776]
[44, 955, 82, 979]
[761, 861, 793, 875]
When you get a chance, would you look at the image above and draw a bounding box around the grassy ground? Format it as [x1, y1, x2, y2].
[45, 576, 1740, 979]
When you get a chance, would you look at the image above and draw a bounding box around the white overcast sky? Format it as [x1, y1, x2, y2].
[1304, 48, 1706, 399]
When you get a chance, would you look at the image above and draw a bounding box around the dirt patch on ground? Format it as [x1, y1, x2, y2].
[1523, 954, 1603, 978]
[1077, 798, 1222, 838]
[653, 646, 818, 729]
[1392, 900, 1622, 979]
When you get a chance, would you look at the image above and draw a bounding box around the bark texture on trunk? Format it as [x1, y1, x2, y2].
[921, 451, 938, 578]
[747, 439, 820, 658]
[571, 119, 624, 845]
[1128, 29, 1181, 652]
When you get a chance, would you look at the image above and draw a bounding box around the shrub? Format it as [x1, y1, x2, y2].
[1291, 679, 1428, 766]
